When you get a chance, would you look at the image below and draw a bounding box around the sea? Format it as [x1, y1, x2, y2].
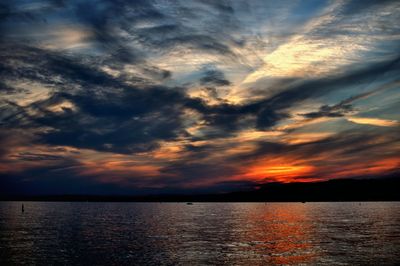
[0, 202, 399, 265]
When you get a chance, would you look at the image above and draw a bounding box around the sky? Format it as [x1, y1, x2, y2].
[0, 0, 399, 195]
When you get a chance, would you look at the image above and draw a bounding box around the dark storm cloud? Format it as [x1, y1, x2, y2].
[301, 103, 353, 119]
[10, 152, 65, 161]
[34, 89, 192, 154]
[255, 108, 288, 129]
[34, 102, 182, 154]
[301, 79, 400, 119]
[0, 44, 191, 153]
[200, 69, 231, 86]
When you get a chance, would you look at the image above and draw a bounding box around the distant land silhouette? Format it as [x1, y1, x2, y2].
[1, 176, 399, 202]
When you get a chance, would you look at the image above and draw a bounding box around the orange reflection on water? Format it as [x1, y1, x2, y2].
[240, 203, 318, 265]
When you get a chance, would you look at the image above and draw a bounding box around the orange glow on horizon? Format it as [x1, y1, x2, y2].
[234, 156, 399, 184]
[238, 157, 316, 183]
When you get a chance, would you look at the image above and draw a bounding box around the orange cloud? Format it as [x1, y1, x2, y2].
[232, 153, 399, 185]
[347, 117, 399, 127]
[238, 157, 316, 183]
[324, 157, 400, 179]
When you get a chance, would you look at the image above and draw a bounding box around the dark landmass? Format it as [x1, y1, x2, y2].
[1, 177, 399, 202]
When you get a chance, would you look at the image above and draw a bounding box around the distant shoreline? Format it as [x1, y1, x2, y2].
[2, 177, 399, 202]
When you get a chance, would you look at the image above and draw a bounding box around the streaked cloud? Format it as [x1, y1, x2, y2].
[347, 117, 399, 127]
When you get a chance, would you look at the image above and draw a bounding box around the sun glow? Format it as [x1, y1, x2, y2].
[241, 158, 315, 183]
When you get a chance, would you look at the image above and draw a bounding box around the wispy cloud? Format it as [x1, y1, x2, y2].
[347, 117, 399, 127]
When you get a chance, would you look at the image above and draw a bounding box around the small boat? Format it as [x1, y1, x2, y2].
[186, 202, 193, 205]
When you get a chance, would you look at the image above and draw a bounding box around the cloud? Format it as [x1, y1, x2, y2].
[301, 104, 353, 119]
[10, 152, 65, 161]
[31, 86, 197, 154]
[3, 41, 399, 154]
[230, 129, 400, 181]
[242, 0, 400, 85]
[299, 79, 400, 128]
[199, 69, 231, 86]
[1, 0, 400, 193]
[347, 117, 399, 127]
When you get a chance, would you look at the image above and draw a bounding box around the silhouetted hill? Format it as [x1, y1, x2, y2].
[227, 177, 400, 202]
[1, 177, 399, 202]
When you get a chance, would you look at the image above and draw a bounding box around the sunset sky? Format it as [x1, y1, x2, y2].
[1, 0, 399, 195]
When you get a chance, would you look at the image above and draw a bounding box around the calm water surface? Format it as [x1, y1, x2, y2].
[0, 202, 399, 265]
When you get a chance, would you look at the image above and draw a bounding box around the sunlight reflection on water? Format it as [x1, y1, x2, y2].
[0, 202, 399, 265]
